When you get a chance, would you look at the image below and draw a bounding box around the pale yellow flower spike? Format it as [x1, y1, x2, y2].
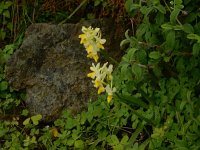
[79, 26, 116, 103]
[79, 26, 106, 62]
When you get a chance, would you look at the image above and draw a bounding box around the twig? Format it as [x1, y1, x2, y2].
[59, 0, 87, 24]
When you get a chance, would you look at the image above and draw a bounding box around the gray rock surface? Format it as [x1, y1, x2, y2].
[5, 19, 125, 122]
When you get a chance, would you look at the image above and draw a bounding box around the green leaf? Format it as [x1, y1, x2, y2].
[3, 10, 10, 18]
[120, 62, 132, 80]
[183, 23, 194, 33]
[138, 138, 150, 150]
[111, 135, 119, 145]
[187, 34, 200, 43]
[67, 139, 74, 146]
[4, 1, 13, 9]
[156, 13, 164, 25]
[135, 49, 147, 64]
[0, 81, 8, 91]
[7, 22, 13, 31]
[129, 123, 144, 143]
[170, 8, 181, 24]
[173, 25, 183, 30]
[30, 136, 37, 144]
[154, 106, 161, 124]
[23, 118, 30, 126]
[166, 30, 175, 50]
[187, 34, 199, 40]
[4, 44, 15, 54]
[140, 6, 153, 15]
[23, 136, 31, 146]
[154, 5, 166, 14]
[31, 114, 42, 125]
[74, 140, 84, 149]
[117, 94, 148, 109]
[120, 39, 130, 48]
[132, 143, 139, 149]
[94, 0, 101, 6]
[145, 31, 151, 42]
[80, 112, 87, 125]
[124, 29, 130, 40]
[163, 56, 171, 62]
[161, 23, 173, 30]
[126, 48, 137, 61]
[125, 0, 140, 16]
[65, 118, 77, 129]
[149, 51, 161, 59]
[180, 100, 187, 111]
[0, 29, 6, 40]
[136, 23, 148, 40]
[0, 127, 8, 137]
[114, 144, 124, 150]
[120, 135, 129, 144]
[192, 43, 200, 56]
[125, 0, 133, 12]
[132, 64, 143, 80]
[186, 90, 192, 102]
[21, 109, 29, 116]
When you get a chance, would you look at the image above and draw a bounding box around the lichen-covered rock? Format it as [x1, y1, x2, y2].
[5, 19, 125, 122]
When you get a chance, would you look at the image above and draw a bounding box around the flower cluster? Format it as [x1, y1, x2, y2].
[87, 62, 116, 103]
[79, 26, 106, 62]
[79, 26, 116, 103]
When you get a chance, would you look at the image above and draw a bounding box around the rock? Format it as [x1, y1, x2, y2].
[5, 19, 125, 122]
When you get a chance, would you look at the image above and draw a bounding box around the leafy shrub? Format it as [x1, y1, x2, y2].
[0, 1, 13, 40]
[113, 0, 200, 149]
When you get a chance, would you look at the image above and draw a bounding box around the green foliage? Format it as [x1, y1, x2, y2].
[0, 1, 13, 40]
[116, 0, 200, 149]
[46, 98, 135, 149]
[23, 114, 42, 126]
[0, 35, 23, 111]
[1, 96, 141, 149]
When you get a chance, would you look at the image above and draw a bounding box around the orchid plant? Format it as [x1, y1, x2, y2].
[79, 26, 116, 103]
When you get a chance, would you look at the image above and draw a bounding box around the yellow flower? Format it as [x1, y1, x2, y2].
[96, 37, 106, 49]
[96, 43, 104, 49]
[86, 45, 93, 53]
[87, 63, 101, 79]
[94, 79, 102, 88]
[87, 72, 96, 79]
[107, 95, 113, 103]
[87, 52, 99, 62]
[105, 84, 116, 103]
[93, 79, 105, 94]
[98, 86, 105, 94]
[104, 64, 113, 81]
[79, 34, 86, 44]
